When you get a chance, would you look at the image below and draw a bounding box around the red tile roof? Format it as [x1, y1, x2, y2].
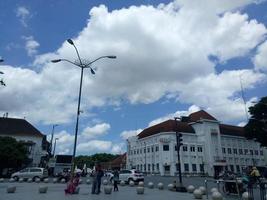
[188, 110, 217, 121]
[219, 124, 244, 137]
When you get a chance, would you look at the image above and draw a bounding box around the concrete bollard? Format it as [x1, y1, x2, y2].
[39, 186, 48, 193]
[104, 186, 112, 194]
[129, 181, 135, 187]
[44, 178, 49, 183]
[53, 178, 58, 183]
[138, 181, 144, 187]
[210, 187, 218, 194]
[120, 181, 126, 186]
[78, 179, 82, 184]
[7, 186, 16, 193]
[103, 179, 108, 185]
[60, 178, 66, 183]
[9, 178, 15, 183]
[211, 191, 223, 200]
[158, 182, 164, 190]
[86, 179, 91, 185]
[28, 178, 33, 183]
[136, 186, 144, 194]
[168, 183, 174, 191]
[148, 182, 154, 189]
[19, 178, 24, 183]
[199, 186, 206, 195]
[0, 178, 4, 182]
[242, 192, 249, 200]
[193, 189, 203, 199]
[187, 185, 195, 193]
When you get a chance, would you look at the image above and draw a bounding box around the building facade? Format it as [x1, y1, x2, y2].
[127, 110, 266, 177]
[0, 117, 48, 167]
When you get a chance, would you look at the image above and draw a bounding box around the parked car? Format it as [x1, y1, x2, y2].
[118, 169, 144, 183]
[11, 167, 48, 181]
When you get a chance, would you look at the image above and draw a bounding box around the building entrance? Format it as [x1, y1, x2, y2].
[164, 165, 170, 175]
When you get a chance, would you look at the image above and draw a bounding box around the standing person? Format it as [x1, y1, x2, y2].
[91, 168, 98, 194]
[113, 170, 119, 191]
[250, 166, 261, 184]
[96, 164, 104, 194]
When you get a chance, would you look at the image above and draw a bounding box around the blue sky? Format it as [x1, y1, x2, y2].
[0, 0, 267, 155]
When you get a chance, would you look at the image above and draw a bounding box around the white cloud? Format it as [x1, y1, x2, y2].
[253, 40, 267, 72]
[81, 123, 111, 139]
[16, 6, 30, 27]
[22, 36, 40, 56]
[120, 129, 143, 140]
[1, 1, 266, 126]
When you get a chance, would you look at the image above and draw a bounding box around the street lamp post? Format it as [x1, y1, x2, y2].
[174, 117, 187, 192]
[0, 59, 5, 86]
[51, 39, 116, 176]
[50, 124, 58, 156]
[53, 138, 59, 156]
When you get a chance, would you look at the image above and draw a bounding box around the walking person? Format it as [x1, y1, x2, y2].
[96, 164, 104, 194]
[91, 168, 98, 194]
[113, 170, 119, 191]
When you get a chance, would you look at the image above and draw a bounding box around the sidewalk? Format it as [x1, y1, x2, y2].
[0, 182, 195, 200]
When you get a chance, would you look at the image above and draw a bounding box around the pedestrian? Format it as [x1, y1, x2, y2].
[250, 166, 261, 184]
[113, 170, 119, 191]
[96, 164, 104, 194]
[91, 168, 98, 194]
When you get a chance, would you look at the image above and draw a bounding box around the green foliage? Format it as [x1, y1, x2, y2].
[0, 136, 28, 170]
[244, 96, 267, 146]
[74, 153, 119, 169]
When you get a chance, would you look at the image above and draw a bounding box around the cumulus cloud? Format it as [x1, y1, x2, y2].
[1, 1, 266, 127]
[81, 123, 111, 139]
[253, 40, 267, 72]
[22, 36, 40, 56]
[120, 129, 143, 140]
[16, 6, 30, 27]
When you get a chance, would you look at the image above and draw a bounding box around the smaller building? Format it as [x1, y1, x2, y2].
[101, 153, 127, 170]
[0, 116, 49, 167]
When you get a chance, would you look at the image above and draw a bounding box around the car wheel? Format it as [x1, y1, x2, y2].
[13, 176, 18, 181]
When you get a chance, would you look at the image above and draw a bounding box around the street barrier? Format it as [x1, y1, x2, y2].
[242, 192, 249, 200]
[193, 189, 203, 199]
[60, 178, 65, 183]
[44, 178, 49, 183]
[199, 186, 207, 195]
[148, 182, 154, 189]
[129, 181, 135, 187]
[104, 186, 112, 194]
[210, 187, 218, 194]
[19, 178, 24, 183]
[136, 186, 144, 194]
[138, 181, 144, 187]
[157, 182, 164, 190]
[9, 178, 15, 183]
[168, 183, 174, 191]
[27, 178, 32, 183]
[187, 185, 195, 193]
[211, 191, 223, 200]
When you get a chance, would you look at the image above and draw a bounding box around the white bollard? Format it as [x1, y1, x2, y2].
[44, 178, 49, 183]
[193, 189, 203, 199]
[86, 179, 91, 185]
[168, 183, 174, 191]
[7, 186, 16, 193]
[242, 192, 249, 200]
[103, 179, 108, 185]
[138, 181, 144, 187]
[129, 181, 135, 187]
[28, 178, 33, 183]
[211, 191, 223, 200]
[53, 178, 58, 183]
[148, 182, 154, 189]
[136, 186, 144, 194]
[104, 186, 112, 194]
[187, 185, 195, 193]
[35, 178, 41, 183]
[78, 179, 82, 184]
[199, 186, 206, 195]
[210, 187, 218, 194]
[120, 181, 126, 186]
[39, 186, 48, 193]
[19, 178, 24, 183]
[60, 178, 66, 183]
[158, 182, 164, 190]
[9, 178, 15, 183]
[0, 178, 4, 182]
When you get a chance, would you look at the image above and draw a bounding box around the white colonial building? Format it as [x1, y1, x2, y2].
[0, 116, 49, 167]
[127, 110, 266, 177]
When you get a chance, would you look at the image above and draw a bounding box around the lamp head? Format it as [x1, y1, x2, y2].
[0, 59, 4, 62]
[51, 59, 62, 63]
[90, 68, 96, 75]
[67, 39, 74, 45]
[107, 55, 116, 59]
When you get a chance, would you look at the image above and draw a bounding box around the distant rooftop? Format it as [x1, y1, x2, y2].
[0, 117, 43, 137]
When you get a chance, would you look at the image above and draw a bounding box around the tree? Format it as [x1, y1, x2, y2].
[244, 96, 267, 146]
[0, 136, 28, 175]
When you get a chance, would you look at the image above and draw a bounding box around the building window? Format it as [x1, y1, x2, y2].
[140, 165, 143, 171]
[244, 149, 248, 155]
[140, 149, 142, 154]
[192, 164, 197, 172]
[163, 145, 169, 151]
[200, 164, 204, 172]
[148, 164, 151, 171]
[250, 150, 253, 155]
[152, 164, 154, 171]
[260, 150, 263, 155]
[137, 149, 139, 154]
[147, 147, 150, 153]
[184, 163, 189, 172]
[197, 147, 203, 152]
[144, 164, 146, 171]
[156, 163, 159, 171]
[144, 148, 146, 153]
[239, 149, 243, 155]
[155, 146, 159, 152]
[236, 165, 240, 172]
[190, 146, 195, 152]
[222, 148, 226, 154]
[183, 146, 188, 151]
[134, 150, 136, 155]
[255, 150, 258, 155]
[230, 165, 234, 172]
[227, 148, 232, 154]
[233, 149, 237, 154]
[175, 145, 177, 151]
[151, 147, 154, 152]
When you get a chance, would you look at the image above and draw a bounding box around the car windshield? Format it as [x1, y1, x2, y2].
[133, 170, 142, 174]
[20, 168, 28, 173]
